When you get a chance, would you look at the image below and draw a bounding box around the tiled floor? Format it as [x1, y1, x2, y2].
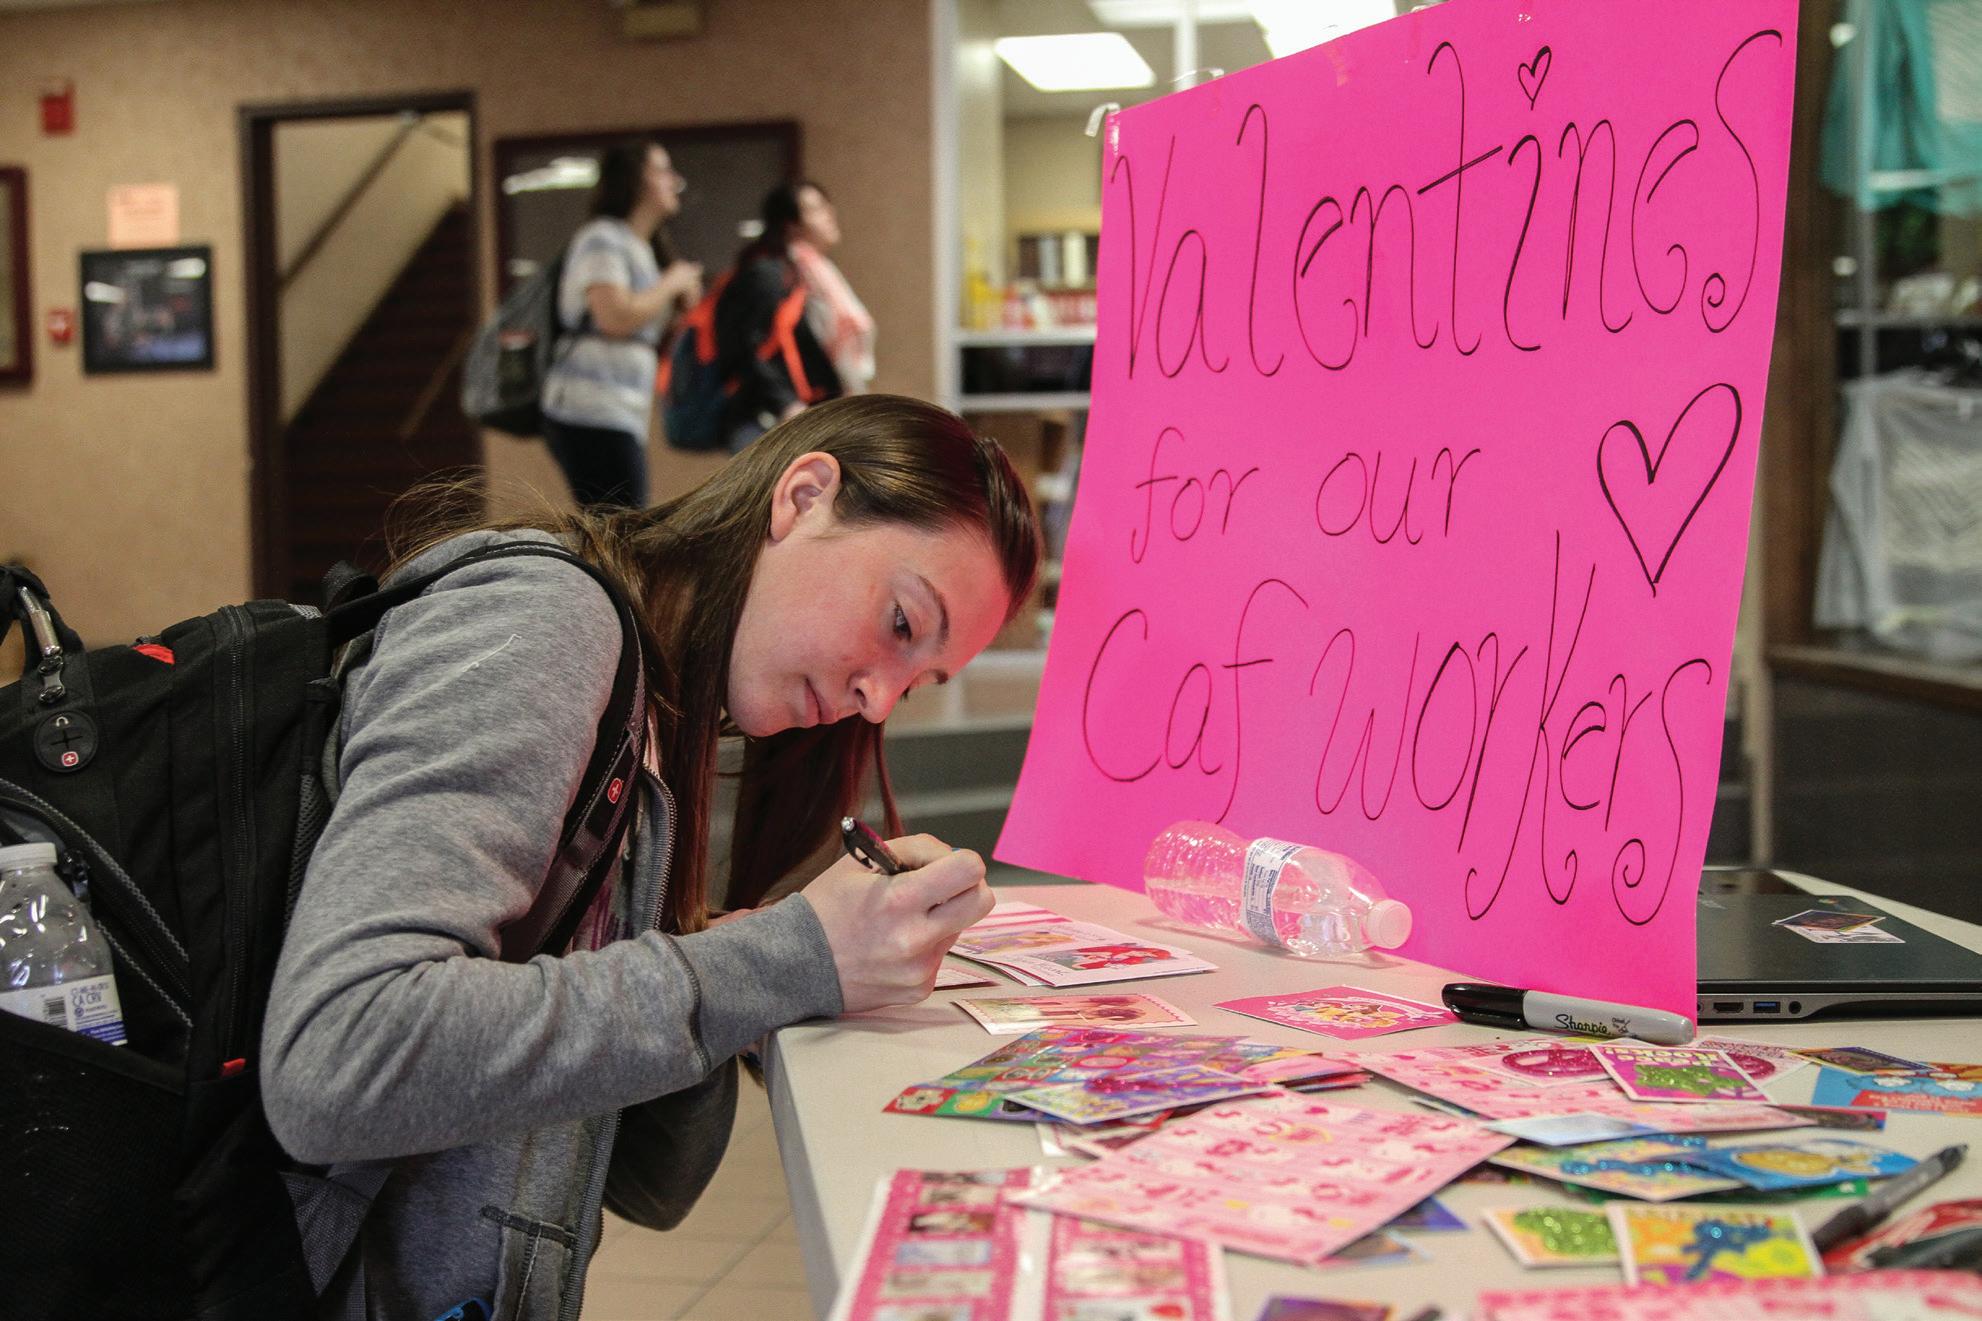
[580, 1078, 814, 1320]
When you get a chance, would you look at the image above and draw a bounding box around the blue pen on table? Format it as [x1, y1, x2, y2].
[1440, 982, 1695, 1045]
[1810, 1142, 1967, 1252]
[840, 816, 904, 876]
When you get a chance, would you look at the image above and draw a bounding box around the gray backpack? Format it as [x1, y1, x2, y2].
[460, 254, 566, 438]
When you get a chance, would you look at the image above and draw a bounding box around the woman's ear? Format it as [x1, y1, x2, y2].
[767, 452, 842, 542]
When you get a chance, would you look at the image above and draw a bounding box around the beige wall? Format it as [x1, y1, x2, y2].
[1002, 115, 1101, 274]
[0, 0, 936, 643]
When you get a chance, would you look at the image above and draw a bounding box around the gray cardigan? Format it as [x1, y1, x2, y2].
[260, 531, 842, 1320]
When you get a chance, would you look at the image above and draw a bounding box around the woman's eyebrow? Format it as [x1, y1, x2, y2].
[914, 572, 951, 650]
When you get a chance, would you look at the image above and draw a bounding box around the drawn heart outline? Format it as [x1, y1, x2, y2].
[1518, 46, 1551, 108]
[1597, 382, 1742, 596]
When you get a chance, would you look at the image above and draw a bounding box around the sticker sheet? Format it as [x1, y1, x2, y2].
[1034, 1208, 1229, 1321]
[1013, 1093, 1512, 1266]
[1356, 1046, 1812, 1135]
[1467, 1039, 1619, 1089]
[956, 994, 1197, 1035]
[1213, 986, 1456, 1040]
[1771, 909, 1881, 931]
[826, 1169, 1035, 1321]
[1477, 1270, 1982, 1320]
[1668, 1137, 1915, 1192]
[1483, 1205, 1620, 1267]
[1690, 1037, 1809, 1086]
[1607, 1203, 1822, 1286]
[1490, 1139, 1744, 1201]
[1013, 1065, 1272, 1125]
[1810, 1064, 1982, 1118]
[1591, 1045, 1769, 1104]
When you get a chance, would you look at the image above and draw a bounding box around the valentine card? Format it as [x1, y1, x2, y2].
[1772, 908, 1880, 931]
[1214, 986, 1456, 1040]
[1490, 1139, 1743, 1201]
[1255, 1299, 1391, 1321]
[1469, 1039, 1617, 1088]
[1794, 1046, 1932, 1076]
[956, 993, 1197, 1035]
[1786, 923, 1905, 944]
[935, 964, 1001, 990]
[827, 1168, 1033, 1321]
[1607, 1203, 1821, 1286]
[1036, 1209, 1230, 1321]
[1810, 1065, 1982, 1117]
[1691, 1037, 1810, 1086]
[1488, 1113, 1655, 1146]
[1483, 1205, 1619, 1267]
[1592, 1045, 1769, 1103]
[1387, 1197, 1465, 1232]
[1478, 1271, 1982, 1320]
[1670, 1137, 1916, 1191]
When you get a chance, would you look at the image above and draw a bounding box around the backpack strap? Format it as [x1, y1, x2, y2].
[324, 542, 647, 962]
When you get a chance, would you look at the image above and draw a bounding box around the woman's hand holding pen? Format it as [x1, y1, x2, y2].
[804, 833, 994, 1014]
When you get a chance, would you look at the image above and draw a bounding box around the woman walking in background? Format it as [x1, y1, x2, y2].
[541, 138, 703, 507]
[716, 180, 872, 453]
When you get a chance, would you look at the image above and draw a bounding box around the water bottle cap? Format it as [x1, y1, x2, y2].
[1363, 898, 1412, 950]
[0, 841, 58, 871]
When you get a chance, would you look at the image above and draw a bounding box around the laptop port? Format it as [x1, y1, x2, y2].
[1753, 1000, 1780, 1013]
[1712, 1002, 1743, 1013]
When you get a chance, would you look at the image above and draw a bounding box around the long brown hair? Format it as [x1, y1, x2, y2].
[395, 395, 1040, 935]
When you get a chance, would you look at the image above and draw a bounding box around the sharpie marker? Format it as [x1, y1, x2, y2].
[1441, 982, 1695, 1045]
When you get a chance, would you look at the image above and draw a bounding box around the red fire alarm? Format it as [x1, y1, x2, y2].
[41, 79, 74, 136]
[47, 308, 74, 346]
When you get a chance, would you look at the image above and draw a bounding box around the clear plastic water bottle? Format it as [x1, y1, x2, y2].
[1143, 821, 1412, 958]
[0, 841, 126, 1045]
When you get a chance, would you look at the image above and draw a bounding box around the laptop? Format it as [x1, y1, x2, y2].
[1697, 881, 1982, 1023]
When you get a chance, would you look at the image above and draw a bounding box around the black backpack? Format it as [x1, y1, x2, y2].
[0, 545, 645, 1320]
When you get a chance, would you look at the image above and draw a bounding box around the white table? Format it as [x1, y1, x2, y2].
[766, 879, 1982, 1318]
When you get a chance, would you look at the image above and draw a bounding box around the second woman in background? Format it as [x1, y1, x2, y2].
[541, 139, 704, 507]
[716, 180, 873, 453]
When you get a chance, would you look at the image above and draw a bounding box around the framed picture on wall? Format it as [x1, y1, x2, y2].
[0, 166, 29, 386]
[79, 243, 215, 373]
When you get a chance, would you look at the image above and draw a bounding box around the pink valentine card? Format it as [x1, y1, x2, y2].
[1216, 986, 1456, 1039]
[827, 1168, 1035, 1321]
[1592, 1044, 1769, 1104]
[996, 0, 1801, 1021]
[1014, 1092, 1512, 1265]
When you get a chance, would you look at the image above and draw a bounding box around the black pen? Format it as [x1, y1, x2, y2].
[839, 816, 904, 876]
[1809, 1142, 1967, 1252]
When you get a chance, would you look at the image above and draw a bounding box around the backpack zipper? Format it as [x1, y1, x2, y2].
[215, 605, 257, 1061]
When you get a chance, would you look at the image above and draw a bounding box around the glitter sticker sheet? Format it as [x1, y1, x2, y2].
[1356, 1046, 1813, 1135]
[1590, 1045, 1770, 1104]
[1012, 1093, 1513, 1266]
[1483, 1205, 1620, 1267]
[1013, 1065, 1273, 1125]
[1466, 1039, 1618, 1089]
[1476, 1270, 1982, 1320]
[1606, 1203, 1822, 1286]
[1666, 1137, 1916, 1192]
[1489, 1139, 1744, 1201]
[1212, 986, 1457, 1040]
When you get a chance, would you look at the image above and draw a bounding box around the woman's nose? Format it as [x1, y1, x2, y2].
[852, 670, 908, 724]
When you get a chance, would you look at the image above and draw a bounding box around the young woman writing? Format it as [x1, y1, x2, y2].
[260, 394, 1040, 1319]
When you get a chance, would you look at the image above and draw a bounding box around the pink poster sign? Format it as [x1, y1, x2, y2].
[996, 0, 1799, 1016]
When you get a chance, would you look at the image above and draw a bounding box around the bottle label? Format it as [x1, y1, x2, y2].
[0, 974, 126, 1046]
[1241, 838, 1303, 945]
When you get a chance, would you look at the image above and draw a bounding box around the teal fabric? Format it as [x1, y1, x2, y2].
[1822, 0, 1982, 214]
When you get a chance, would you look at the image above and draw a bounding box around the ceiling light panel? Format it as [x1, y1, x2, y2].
[994, 33, 1157, 92]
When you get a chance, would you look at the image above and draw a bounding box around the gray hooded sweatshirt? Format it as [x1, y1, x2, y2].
[260, 531, 843, 1320]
